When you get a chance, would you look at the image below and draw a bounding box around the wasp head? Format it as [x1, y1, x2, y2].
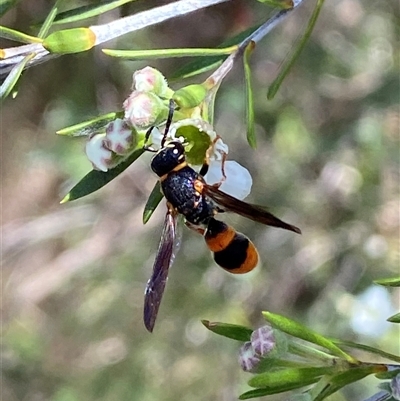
[150, 140, 186, 177]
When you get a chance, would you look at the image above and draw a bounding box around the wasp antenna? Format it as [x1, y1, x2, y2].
[161, 99, 176, 147]
[143, 125, 155, 148]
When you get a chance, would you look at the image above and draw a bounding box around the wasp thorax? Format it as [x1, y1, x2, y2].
[150, 141, 186, 177]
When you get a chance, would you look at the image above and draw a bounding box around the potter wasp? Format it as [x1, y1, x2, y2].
[143, 101, 301, 332]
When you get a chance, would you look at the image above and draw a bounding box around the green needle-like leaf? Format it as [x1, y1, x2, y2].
[263, 312, 358, 364]
[248, 366, 333, 389]
[387, 313, 400, 323]
[143, 181, 164, 224]
[171, 24, 262, 80]
[61, 148, 144, 203]
[201, 320, 253, 342]
[267, 0, 325, 99]
[257, 0, 294, 8]
[38, 0, 62, 39]
[311, 365, 386, 401]
[243, 40, 256, 148]
[239, 377, 317, 399]
[0, 26, 42, 43]
[331, 340, 400, 364]
[239, 388, 277, 399]
[374, 277, 400, 287]
[42, 0, 137, 26]
[57, 112, 121, 137]
[103, 46, 235, 60]
[0, 53, 34, 100]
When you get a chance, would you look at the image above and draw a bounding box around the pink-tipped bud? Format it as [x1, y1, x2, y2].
[239, 341, 261, 372]
[250, 325, 276, 357]
[85, 133, 113, 172]
[123, 91, 168, 129]
[104, 119, 135, 155]
[132, 66, 169, 97]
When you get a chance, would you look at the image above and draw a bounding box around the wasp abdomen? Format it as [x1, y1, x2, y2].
[205, 218, 259, 274]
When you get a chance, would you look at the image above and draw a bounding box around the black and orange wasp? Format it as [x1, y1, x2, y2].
[143, 101, 301, 332]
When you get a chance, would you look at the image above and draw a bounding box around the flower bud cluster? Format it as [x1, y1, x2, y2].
[86, 66, 171, 172]
[239, 326, 277, 372]
[85, 118, 135, 172]
[85, 66, 254, 202]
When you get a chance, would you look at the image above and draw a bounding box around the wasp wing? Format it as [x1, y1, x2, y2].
[144, 209, 180, 332]
[204, 185, 301, 234]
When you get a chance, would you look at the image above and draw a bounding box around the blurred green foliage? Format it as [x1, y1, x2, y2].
[1, 1, 399, 401]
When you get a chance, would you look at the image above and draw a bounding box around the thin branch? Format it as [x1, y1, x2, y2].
[0, 0, 230, 79]
[206, 0, 305, 87]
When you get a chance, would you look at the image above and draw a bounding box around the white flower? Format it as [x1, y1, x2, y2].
[85, 133, 113, 172]
[104, 119, 134, 155]
[204, 160, 253, 200]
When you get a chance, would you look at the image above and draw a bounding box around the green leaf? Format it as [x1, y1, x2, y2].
[57, 112, 121, 137]
[239, 384, 313, 400]
[0, 26, 42, 43]
[256, 0, 294, 8]
[253, 357, 311, 374]
[171, 56, 225, 81]
[241, 374, 321, 397]
[38, 0, 62, 39]
[248, 366, 334, 389]
[374, 277, 400, 287]
[243, 40, 256, 149]
[267, 0, 326, 99]
[46, 0, 136, 26]
[0, 53, 34, 100]
[332, 340, 400, 364]
[239, 388, 275, 399]
[170, 24, 262, 80]
[103, 46, 235, 59]
[143, 181, 164, 224]
[387, 313, 400, 323]
[262, 312, 358, 364]
[311, 365, 386, 401]
[201, 320, 253, 342]
[288, 342, 337, 364]
[43, 28, 96, 54]
[61, 148, 144, 202]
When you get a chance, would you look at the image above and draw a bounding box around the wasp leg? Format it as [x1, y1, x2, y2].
[185, 220, 206, 236]
[144, 99, 176, 152]
[143, 126, 157, 152]
[199, 162, 209, 177]
[200, 136, 228, 188]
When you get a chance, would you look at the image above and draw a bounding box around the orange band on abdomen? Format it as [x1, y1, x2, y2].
[205, 225, 236, 252]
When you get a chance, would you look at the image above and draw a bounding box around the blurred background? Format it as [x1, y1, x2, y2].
[1, 0, 399, 400]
